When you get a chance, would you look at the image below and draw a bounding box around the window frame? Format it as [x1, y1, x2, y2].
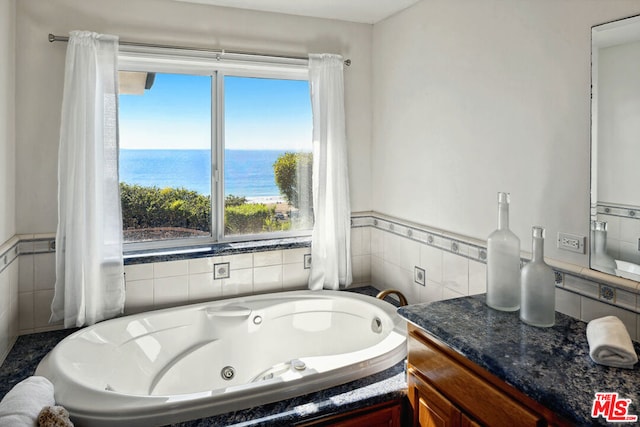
[118, 47, 313, 253]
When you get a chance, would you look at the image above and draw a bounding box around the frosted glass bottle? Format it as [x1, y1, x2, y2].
[591, 220, 616, 275]
[486, 192, 521, 311]
[520, 226, 555, 327]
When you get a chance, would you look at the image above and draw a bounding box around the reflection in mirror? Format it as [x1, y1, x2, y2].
[591, 14, 640, 281]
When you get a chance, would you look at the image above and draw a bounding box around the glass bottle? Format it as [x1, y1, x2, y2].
[486, 192, 521, 311]
[591, 220, 616, 275]
[520, 226, 555, 327]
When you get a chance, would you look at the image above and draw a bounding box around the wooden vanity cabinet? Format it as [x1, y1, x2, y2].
[407, 324, 570, 427]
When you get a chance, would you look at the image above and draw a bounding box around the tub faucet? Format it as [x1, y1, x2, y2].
[376, 289, 408, 307]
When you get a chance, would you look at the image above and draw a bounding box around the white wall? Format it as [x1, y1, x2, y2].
[14, 0, 372, 234]
[11, 0, 640, 339]
[371, 0, 640, 265]
[0, 0, 16, 244]
[0, 0, 18, 362]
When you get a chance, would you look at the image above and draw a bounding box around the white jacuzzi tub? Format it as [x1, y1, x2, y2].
[36, 290, 406, 426]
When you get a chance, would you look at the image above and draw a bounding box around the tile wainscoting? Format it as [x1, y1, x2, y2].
[352, 212, 640, 341]
[3, 211, 640, 365]
[0, 236, 19, 364]
[122, 247, 314, 315]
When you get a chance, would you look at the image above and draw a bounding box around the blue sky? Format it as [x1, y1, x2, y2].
[119, 73, 313, 151]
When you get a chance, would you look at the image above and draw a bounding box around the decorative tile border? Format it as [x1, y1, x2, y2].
[8, 234, 311, 266]
[0, 236, 19, 275]
[6, 213, 640, 315]
[352, 212, 488, 264]
[600, 285, 616, 303]
[596, 203, 640, 220]
[353, 211, 640, 314]
[18, 236, 56, 255]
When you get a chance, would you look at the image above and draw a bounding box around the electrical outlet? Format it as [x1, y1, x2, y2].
[557, 232, 585, 254]
[303, 254, 312, 269]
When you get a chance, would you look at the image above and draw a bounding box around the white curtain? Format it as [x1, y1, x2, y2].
[51, 31, 125, 327]
[307, 54, 352, 290]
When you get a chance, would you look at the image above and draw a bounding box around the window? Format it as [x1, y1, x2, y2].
[118, 53, 313, 250]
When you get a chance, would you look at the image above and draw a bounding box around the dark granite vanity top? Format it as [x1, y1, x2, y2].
[0, 286, 406, 426]
[398, 295, 640, 426]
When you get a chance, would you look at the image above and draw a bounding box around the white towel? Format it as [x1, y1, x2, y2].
[586, 316, 638, 369]
[0, 376, 55, 426]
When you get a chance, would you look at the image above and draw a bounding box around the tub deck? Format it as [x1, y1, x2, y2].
[0, 287, 407, 426]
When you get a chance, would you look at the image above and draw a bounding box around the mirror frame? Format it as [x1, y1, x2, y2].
[590, 14, 640, 281]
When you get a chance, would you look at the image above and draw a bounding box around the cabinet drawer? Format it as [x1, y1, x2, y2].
[408, 331, 544, 427]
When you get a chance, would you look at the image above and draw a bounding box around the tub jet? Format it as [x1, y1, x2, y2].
[221, 366, 235, 381]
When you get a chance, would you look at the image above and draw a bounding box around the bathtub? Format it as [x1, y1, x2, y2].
[36, 290, 406, 426]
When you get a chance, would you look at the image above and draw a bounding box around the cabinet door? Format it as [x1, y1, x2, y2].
[408, 330, 546, 427]
[461, 414, 481, 427]
[409, 370, 461, 427]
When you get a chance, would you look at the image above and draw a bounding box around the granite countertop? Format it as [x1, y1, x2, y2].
[0, 286, 406, 426]
[398, 294, 640, 426]
[124, 236, 311, 265]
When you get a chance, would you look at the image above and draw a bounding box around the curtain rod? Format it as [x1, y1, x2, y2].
[48, 33, 351, 67]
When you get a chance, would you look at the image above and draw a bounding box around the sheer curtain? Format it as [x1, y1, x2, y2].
[307, 54, 352, 290]
[50, 31, 125, 327]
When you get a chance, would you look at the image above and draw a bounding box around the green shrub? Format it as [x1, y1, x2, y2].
[224, 203, 274, 235]
[121, 183, 289, 238]
[273, 152, 313, 209]
[120, 183, 211, 232]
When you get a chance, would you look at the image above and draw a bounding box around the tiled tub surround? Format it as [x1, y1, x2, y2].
[0, 236, 19, 365]
[13, 232, 372, 338]
[15, 237, 322, 336]
[351, 212, 640, 342]
[5, 211, 640, 354]
[16, 235, 58, 336]
[123, 246, 315, 315]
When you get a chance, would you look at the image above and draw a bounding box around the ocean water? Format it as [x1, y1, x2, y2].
[120, 149, 287, 198]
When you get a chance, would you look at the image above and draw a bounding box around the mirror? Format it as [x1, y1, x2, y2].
[591, 14, 640, 281]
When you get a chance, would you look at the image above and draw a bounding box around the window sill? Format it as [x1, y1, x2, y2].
[123, 236, 311, 265]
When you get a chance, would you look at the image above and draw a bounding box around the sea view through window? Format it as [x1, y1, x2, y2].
[118, 67, 313, 246]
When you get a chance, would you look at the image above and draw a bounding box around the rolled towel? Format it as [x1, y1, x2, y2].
[586, 316, 638, 369]
[0, 376, 55, 426]
[37, 406, 73, 427]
